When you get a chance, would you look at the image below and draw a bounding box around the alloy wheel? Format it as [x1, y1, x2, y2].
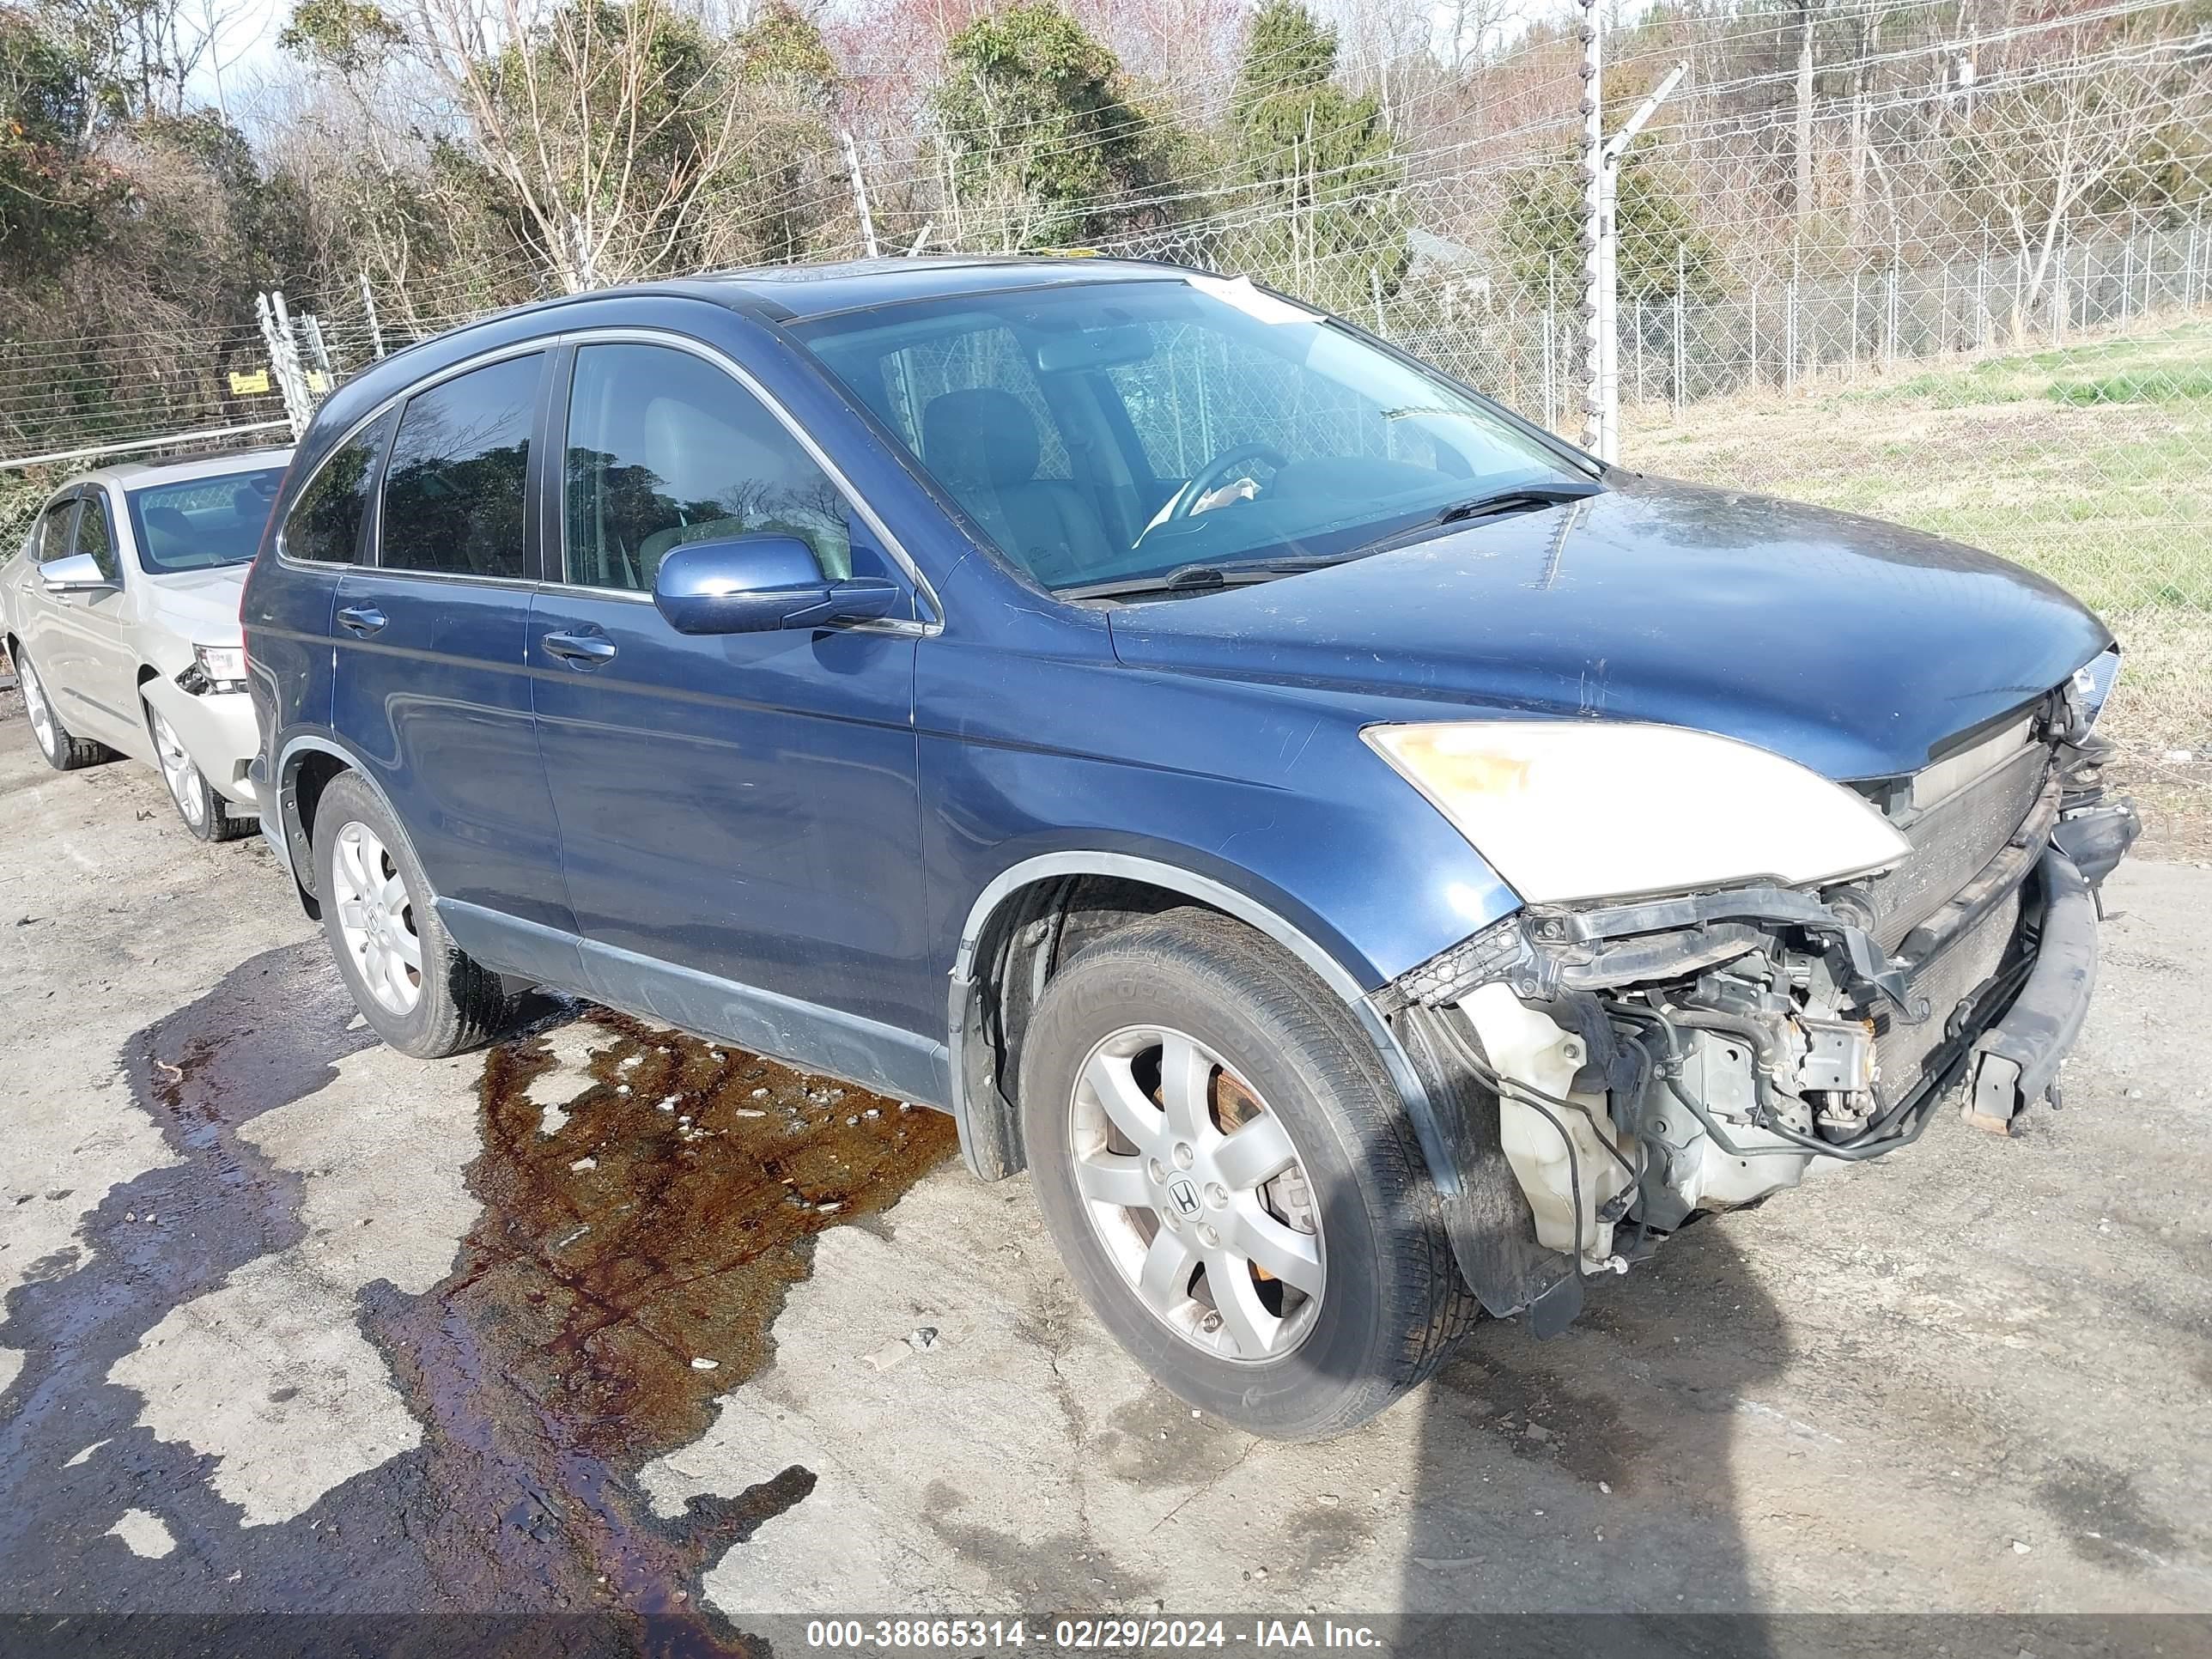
[149, 708, 205, 829]
[1068, 1024, 1325, 1363]
[330, 819, 422, 1015]
[20, 660, 57, 761]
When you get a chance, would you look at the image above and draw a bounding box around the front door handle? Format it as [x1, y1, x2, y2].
[542, 628, 617, 669]
[336, 604, 387, 636]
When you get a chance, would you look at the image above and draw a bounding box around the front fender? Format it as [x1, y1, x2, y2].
[916, 586, 1523, 994]
[141, 678, 259, 805]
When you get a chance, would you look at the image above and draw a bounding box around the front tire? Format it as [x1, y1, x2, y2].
[1019, 908, 1475, 1441]
[313, 772, 510, 1058]
[146, 701, 252, 843]
[16, 647, 109, 771]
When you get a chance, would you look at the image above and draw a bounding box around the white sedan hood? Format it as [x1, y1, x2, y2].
[143, 565, 248, 648]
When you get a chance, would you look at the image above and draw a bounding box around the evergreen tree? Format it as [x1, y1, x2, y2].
[932, 0, 1169, 251]
[1221, 0, 1407, 315]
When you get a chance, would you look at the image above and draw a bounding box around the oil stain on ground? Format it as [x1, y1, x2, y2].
[360, 1008, 957, 1644]
[0, 945, 954, 1656]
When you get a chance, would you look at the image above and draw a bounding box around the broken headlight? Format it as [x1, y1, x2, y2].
[2071, 645, 2120, 730]
[190, 643, 247, 691]
[1363, 720, 1909, 905]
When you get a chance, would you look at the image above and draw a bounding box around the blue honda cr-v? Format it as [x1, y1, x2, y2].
[241, 257, 2137, 1438]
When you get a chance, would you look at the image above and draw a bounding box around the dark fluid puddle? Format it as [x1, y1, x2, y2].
[0, 949, 954, 1656]
[364, 1009, 957, 1644]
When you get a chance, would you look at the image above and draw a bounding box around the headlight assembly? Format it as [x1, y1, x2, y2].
[2072, 645, 2120, 729]
[1364, 720, 1910, 905]
[191, 644, 247, 689]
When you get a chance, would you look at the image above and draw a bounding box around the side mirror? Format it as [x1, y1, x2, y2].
[652, 534, 902, 636]
[41, 552, 117, 594]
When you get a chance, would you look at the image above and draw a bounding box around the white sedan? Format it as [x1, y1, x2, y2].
[2, 447, 291, 841]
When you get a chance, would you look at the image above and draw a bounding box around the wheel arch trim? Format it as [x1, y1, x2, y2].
[268, 732, 416, 898]
[947, 851, 1458, 1194]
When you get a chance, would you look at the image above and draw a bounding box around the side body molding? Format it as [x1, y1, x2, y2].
[947, 851, 1459, 1194]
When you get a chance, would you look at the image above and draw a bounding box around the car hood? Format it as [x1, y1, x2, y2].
[1104, 473, 2112, 780]
[142, 565, 248, 647]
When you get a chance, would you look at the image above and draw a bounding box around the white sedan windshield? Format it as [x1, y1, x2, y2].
[127, 466, 286, 574]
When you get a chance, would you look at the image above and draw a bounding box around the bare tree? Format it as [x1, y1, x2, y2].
[399, 0, 753, 289]
[1793, 0, 1814, 221]
[1957, 49, 2192, 340]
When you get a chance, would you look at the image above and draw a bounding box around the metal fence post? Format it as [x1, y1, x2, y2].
[2052, 237, 2066, 346]
[1884, 264, 1898, 372]
[1849, 270, 1860, 380]
[1633, 301, 1645, 407]
[1543, 299, 1557, 432]
[1673, 246, 1686, 417]
[359, 271, 386, 359]
[1749, 285, 1759, 391]
[1784, 279, 1796, 392]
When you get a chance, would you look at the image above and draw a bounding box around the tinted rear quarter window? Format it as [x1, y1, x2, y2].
[380, 355, 541, 580]
[284, 412, 394, 565]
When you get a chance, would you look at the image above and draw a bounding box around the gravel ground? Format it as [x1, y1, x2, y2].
[0, 692, 2208, 1654]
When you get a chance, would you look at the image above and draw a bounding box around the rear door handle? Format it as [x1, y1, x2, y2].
[336, 605, 387, 636]
[542, 628, 617, 669]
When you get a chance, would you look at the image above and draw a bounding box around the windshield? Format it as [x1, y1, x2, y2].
[792, 276, 1589, 596]
[126, 466, 287, 573]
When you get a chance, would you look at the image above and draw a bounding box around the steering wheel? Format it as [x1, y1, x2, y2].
[1167, 441, 1291, 523]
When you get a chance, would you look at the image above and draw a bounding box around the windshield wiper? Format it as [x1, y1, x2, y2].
[1060, 556, 1335, 603]
[1350, 482, 1604, 559]
[1437, 483, 1603, 524]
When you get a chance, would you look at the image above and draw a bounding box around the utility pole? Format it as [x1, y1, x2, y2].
[842, 130, 880, 260]
[1588, 61, 1686, 461]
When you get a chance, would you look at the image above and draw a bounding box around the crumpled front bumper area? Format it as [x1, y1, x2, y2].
[1962, 799, 2138, 1134]
[140, 677, 261, 808]
[1383, 780, 2140, 1335]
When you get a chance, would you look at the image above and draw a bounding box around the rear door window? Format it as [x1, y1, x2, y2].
[379, 354, 542, 580]
[283, 411, 394, 566]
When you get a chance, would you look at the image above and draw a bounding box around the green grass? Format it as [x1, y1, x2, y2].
[1626, 317, 2212, 748]
[2045, 366, 2212, 406]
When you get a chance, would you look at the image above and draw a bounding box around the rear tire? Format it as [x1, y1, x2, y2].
[15, 647, 110, 771]
[145, 699, 253, 843]
[313, 771, 510, 1058]
[1018, 908, 1475, 1441]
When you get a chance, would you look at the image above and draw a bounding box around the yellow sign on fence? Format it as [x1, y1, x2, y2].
[228, 368, 271, 396]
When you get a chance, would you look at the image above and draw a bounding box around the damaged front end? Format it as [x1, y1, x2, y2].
[1382, 665, 2140, 1337]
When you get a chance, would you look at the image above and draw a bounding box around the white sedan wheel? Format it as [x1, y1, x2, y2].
[148, 706, 206, 830]
[21, 658, 58, 762]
